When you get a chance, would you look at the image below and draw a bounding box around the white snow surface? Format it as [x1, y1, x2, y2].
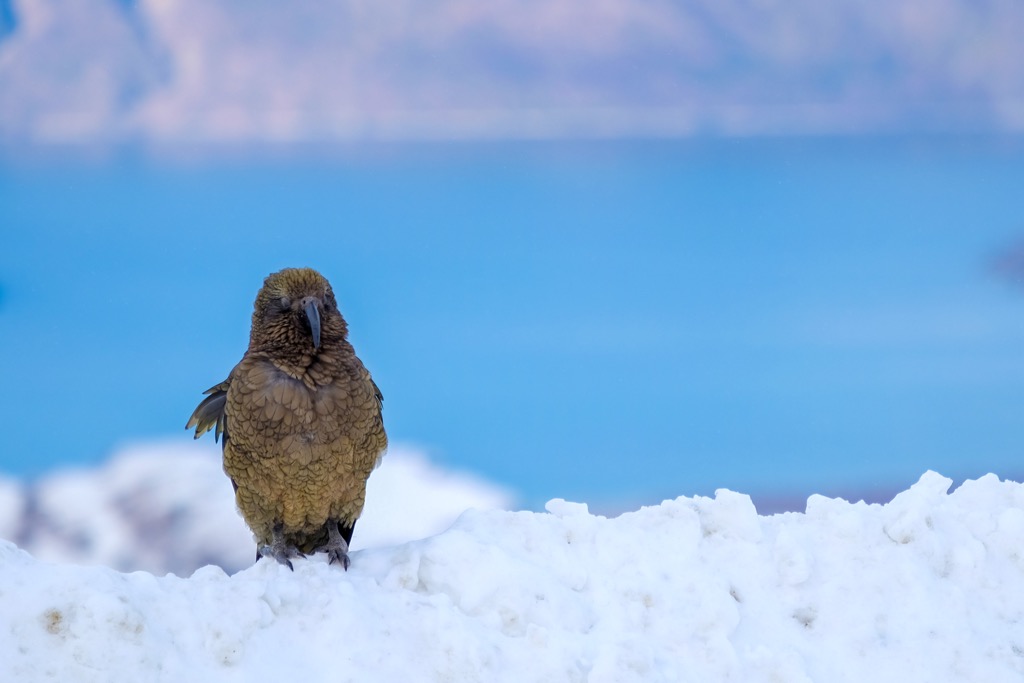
[2, 470, 1024, 682]
[0, 440, 513, 575]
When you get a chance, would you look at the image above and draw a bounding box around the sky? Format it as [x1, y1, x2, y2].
[2, 137, 1023, 511]
[1, 0, 1023, 510]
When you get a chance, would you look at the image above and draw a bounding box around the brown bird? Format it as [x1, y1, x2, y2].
[186, 267, 387, 570]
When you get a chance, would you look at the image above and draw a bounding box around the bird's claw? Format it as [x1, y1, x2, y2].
[326, 548, 351, 570]
[258, 540, 304, 571]
[314, 524, 351, 570]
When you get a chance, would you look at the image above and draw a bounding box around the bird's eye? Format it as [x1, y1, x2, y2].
[279, 297, 291, 310]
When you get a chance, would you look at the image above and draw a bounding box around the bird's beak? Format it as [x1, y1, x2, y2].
[303, 298, 321, 349]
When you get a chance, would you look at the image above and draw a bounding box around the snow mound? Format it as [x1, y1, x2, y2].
[2, 471, 1023, 682]
[0, 441, 513, 575]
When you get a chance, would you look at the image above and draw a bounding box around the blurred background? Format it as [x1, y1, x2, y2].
[1, 0, 1023, 573]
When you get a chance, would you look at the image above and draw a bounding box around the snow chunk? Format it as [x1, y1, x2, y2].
[544, 498, 590, 518]
[693, 488, 762, 542]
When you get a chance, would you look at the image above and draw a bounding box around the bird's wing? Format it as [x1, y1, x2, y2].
[185, 379, 230, 444]
[371, 378, 383, 411]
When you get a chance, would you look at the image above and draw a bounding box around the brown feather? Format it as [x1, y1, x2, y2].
[187, 267, 387, 561]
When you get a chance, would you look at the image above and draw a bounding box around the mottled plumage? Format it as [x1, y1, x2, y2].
[187, 268, 386, 569]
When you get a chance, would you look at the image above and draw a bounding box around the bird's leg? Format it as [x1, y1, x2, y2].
[314, 522, 351, 570]
[257, 523, 304, 571]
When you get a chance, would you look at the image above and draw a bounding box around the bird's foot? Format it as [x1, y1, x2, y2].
[258, 534, 304, 571]
[313, 524, 351, 570]
[326, 547, 350, 570]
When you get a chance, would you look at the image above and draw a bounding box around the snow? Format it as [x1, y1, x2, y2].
[0, 440, 514, 574]
[2, 470, 1024, 682]
[0, 475, 21, 541]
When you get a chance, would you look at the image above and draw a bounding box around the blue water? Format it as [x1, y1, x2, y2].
[2, 137, 1023, 508]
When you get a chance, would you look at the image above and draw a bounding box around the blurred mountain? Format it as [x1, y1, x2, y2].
[2, 0, 1024, 144]
[0, 441, 514, 575]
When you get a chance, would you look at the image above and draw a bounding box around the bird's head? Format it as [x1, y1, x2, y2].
[249, 267, 347, 356]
